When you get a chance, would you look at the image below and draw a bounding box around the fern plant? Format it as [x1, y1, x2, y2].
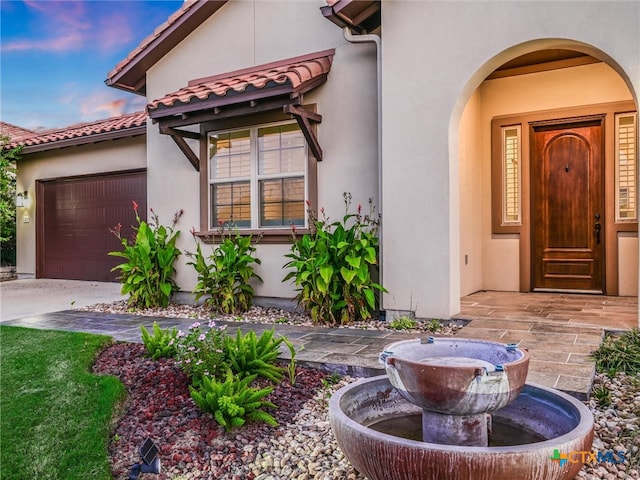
[189, 371, 278, 431]
[224, 328, 285, 382]
[140, 321, 178, 360]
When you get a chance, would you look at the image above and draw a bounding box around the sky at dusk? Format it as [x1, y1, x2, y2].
[1, 0, 183, 131]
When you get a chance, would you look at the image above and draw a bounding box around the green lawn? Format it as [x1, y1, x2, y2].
[0, 326, 125, 480]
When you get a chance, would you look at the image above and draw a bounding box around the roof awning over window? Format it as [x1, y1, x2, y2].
[147, 49, 334, 169]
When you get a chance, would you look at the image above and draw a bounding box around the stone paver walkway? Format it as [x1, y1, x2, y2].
[3, 291, 637, 400]
[454, 291, 638, 398]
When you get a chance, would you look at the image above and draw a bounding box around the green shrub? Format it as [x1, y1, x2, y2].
[389, 316, 418, 331]
[189, 371, 278, 431]
[283, 193, 386, 325]
[109, 204, 182, 308]
[224, 328, 285, 382]
[175, 321, 228, 383]
[592, 328, 640, 376]
[140, 321, 178, 360]
[188, 224, 262, 314]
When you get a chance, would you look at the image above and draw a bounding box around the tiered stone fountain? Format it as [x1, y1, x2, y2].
[329, 337, 594, 480]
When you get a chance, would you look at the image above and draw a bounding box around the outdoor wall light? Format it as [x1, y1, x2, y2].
[128, 438, 161, 480]
[15, 191, 27, 208]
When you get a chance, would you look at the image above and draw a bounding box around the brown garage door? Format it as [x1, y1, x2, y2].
[37, 170, 147, 281]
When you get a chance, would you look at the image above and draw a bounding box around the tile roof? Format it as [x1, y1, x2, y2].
[6, 111, 147, 154]
[106, 0, 227, 95]
[0, 122, 37, 142]
[147, 49, 334, 118]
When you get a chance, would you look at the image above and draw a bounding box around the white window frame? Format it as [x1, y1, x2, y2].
[207, 120, 308, 230]
[501, 125, 521, 225]
[615, 112, 637, 222]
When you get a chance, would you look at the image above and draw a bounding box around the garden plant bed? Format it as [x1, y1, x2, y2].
[93, 342, 361, 480]
[86, 304, 639, 480]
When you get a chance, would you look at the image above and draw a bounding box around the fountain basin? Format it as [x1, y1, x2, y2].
[329, 376, 594, 480]
[381, 338, 529, 415]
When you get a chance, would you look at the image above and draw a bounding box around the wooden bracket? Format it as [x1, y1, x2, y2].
[159, 126, 201, 171]
[283, 104, 323, 161]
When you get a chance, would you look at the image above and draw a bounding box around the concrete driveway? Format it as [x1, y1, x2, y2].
[0, 279, 124, 322]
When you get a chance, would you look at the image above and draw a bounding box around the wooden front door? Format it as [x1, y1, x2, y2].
[531, 119, 604, 292]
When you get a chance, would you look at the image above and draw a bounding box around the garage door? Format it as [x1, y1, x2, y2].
[37, 170, 147, 281]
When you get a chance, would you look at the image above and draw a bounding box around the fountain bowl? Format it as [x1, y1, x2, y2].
[381, 338, 529, 415]
[329, 375, 594, 480]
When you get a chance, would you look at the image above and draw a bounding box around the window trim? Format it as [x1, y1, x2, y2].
[614, 112, 638, 222]
[197, 108, 318, 243]
[491, 120, 524, 234]
[501, 125, 522, 226]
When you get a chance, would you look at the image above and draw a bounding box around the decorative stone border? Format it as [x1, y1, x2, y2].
[0, 266, 17, 282]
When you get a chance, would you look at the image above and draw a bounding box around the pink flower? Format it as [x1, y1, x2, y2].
[306, 199, 311, 207]
[189, 322, 201, 330]
[132, 200, 139, 213]
[198, 334, 206, 341]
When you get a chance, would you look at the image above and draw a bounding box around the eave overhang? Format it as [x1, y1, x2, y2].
[147, 49, 334, 169]
[321, 0, 381, 34]
[105, 0, 227, 96]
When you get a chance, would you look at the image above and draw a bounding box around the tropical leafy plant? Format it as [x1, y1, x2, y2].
[175, 321, 228, 384]
[189, 371, 278, 431]
[140, 321, 178, 360]
[223, 328, 285, 382]
[592, 328, 640, 376]
[187, 223, 262, 314]
[283, 193, 386, 325]
[109, 204, 183, 309]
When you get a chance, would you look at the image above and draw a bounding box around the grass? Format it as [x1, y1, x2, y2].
[0, 326, 125, 480]
[591, 328, 640, 376]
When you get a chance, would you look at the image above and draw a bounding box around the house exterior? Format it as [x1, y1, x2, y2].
[11, 113, 147, 281]
[12, 0, 640, 324]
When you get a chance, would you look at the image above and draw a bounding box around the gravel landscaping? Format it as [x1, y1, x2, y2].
[86, 303, 639, 480]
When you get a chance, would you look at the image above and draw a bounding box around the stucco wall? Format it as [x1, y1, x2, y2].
[145, 0, 379, 297]
[458, 90, 483, 296]
[15, 136, 147, 276]
[383, 0, 639, 318]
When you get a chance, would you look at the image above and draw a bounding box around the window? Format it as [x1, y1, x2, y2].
[615, 113, 637, 222]
[502, 126, 521, 225]
[208, 122, 307, 229]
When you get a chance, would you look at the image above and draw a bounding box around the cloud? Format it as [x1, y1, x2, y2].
[2, 32, 86, 53]
[2, 1, 133, 54]
[95, 13, 134, 52]
[77, 90, 143, 120]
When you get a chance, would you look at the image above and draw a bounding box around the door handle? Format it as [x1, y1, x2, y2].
[595, 222, 601, 244]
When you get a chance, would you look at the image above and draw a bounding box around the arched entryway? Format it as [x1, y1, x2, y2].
[455, 40, 638, 302]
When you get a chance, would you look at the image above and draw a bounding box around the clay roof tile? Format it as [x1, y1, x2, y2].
[147, 50, 334, 116]
[5, 111, 147, 152]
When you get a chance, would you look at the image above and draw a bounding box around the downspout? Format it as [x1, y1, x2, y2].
[342, 27, 384, 314]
